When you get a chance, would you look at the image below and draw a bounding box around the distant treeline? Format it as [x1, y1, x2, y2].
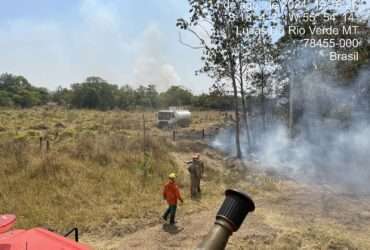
[0, 74, 234, 110]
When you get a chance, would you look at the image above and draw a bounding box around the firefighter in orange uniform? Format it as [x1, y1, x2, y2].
[162, 173, 183, 225]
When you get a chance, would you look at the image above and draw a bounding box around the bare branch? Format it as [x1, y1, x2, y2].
[178, 31, 205, 50]
[197, 22, 211, 39]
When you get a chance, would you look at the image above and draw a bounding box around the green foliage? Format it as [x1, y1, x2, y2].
[0, 73, 50, 107]
[159, 86, 192, 107]
[0, 73, 237, 110]
[70, 76, 118, 110]
[0, 90, 13, 106]
[51, 86, 72, 105]
[134, 85, 160, 108]
[192, 93, 234, 110]
[116, 85, 136, 109]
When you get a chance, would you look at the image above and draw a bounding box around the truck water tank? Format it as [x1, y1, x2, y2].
[174, 110, 191, 121]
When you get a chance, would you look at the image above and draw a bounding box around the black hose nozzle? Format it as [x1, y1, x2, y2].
[196, 189, 255, 250]
[216, 189, 255, 231]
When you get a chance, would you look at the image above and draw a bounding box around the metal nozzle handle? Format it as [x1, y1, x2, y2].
[197, 189, 255, 250]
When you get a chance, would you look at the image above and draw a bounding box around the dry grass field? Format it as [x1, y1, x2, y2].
[0, 108, 225, 233]
[1, 108, 370, 250]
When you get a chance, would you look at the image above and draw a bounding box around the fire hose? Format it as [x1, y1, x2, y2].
[196, 189, 255, 250]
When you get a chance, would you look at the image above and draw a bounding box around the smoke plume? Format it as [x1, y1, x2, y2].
[212, 47, 370, 194]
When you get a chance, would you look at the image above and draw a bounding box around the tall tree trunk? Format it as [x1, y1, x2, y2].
[238, 52, 251, 151]
[288, 77, 294, 138]
[232, 80, 242, 159]
[261, 73, 266, 132]
[229, 49, 242, 159]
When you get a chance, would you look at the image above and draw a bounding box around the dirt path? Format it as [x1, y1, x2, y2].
[118, 209, 215, 250]
[85, 142, 370, 250]
[116, 185, 370, 250]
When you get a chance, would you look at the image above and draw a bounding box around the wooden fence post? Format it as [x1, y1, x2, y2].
[46, 139, 50, 152]
[142, 114, 146, 156]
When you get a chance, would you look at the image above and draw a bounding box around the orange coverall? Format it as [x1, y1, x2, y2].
[162, 181, 183, 224]
[163, 181, 183, 205]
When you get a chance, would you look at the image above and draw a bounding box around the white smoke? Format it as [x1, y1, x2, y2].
[0, 0, 186, 92]
[132, 24, 181, 91]
[212, 47, 370, 194]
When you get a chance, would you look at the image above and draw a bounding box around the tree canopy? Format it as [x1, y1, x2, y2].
[0, 74, 234, 110]
[0, 73, 49, 107]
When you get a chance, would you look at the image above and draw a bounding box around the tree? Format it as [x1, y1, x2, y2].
[146, 85, 160, 108]
[177, 0, 256, 158]
[52, 86, 72, 106]
[116, 85, 136, 109]
[0, 90, 13, 106]
[191, 91, 234, 110]
[249, 24, 276, 132]
[0, 73, 50, 107]
[135, 85, 160, 109]
[273, 1, 367, 136]
[70, 77, 117, 110]
[159, 86, 193, 107]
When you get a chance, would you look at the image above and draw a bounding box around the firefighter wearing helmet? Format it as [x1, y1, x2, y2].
[162, 173, 183, 225]
[186, 153, 204, 198]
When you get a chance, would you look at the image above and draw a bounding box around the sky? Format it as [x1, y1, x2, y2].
[0, 0, 212, 93]
[1, 0, 368, 94]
